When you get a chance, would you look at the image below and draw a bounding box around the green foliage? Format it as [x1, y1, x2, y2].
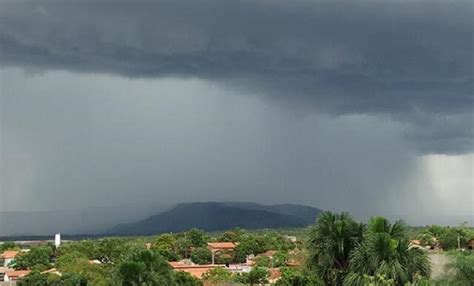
[233, 266, 269, 285]
[275, 268, 324, 286]
[57, 240, 97, 259]
[0, 241, 19, 251]
[217, 228, 243, 242]
[117, 250, 175, 286]
[17, 272, 87, 286]
[190, 247, 212, 265]
[173, 271, 203, 286]
[15, 212, 470, 286]
[360, 274, 395, 286]
[234, 235, 264, 262]
[95, 238, 132, 263]
[202, 267, 233, 283]
[49, 273, 88, 286]
[17, 271, 49, 286]
[214, 251, 233, 265]
[175, 236, 192, 259]
[187, 228, 208, 247]
[345, 218, 430, 286]
[12, 245, 54, 271]
[415, 224, 473, 250]
[153, 234, 180, 261]
[273, 251, 289, 267]
[306, 211, 365, 285]
[442, 251, 474, 285]
[254, 255, 271, 267]
[367, 217, 407, 239]
[55, 251, 110, 286]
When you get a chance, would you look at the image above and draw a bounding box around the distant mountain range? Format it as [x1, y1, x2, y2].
[0, 203, 169, 236]
[107, 202, 321, 235]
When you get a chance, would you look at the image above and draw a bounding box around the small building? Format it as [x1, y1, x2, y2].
[207, 242, 236, 265]
[4, 270, 30, 282]
[207, 242, 236, 251]
[54, 233, 61, 248]
[0, 251, 19, 267]
[467, 239, 474, 250]
[0, 267, 10, 282]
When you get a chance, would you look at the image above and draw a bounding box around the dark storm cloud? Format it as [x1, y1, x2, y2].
[0, 0, 473, 153]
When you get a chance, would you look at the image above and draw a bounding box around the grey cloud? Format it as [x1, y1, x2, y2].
[0, 70, 434, 225]
[0, 0, 473, 153]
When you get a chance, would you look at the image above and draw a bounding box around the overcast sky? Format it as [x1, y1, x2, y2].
[0, 0, 472, 227]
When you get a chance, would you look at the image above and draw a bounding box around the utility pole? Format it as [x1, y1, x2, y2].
[185, 232, 188, 259]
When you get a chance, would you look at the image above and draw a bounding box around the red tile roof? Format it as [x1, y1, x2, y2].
[207, 242, 236, 250]
[169, 262, 224, 279]
[6, 270, 31, 280]
[1, 251, 19, 259]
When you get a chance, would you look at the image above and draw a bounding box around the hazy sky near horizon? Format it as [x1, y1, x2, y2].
[1, 0, 473, 226]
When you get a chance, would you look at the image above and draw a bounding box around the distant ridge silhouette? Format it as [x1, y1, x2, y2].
[107, 201, 321, 235]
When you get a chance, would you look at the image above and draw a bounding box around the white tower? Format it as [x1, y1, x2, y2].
[54, 233, 61, 248]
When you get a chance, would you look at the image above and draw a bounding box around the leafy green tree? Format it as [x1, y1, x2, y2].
[190, 247, 212, 265]
[307, 211, 365, 285]
[246, 266, 269, 285]
[173, 271, 203, 286]
[273, 251, 289, 267]
[233, 267, 269, 285]
[202, 267, 233, 284]
[275, 267, 324, 286]
[51, 273, 88, 286]
[117, 250, 174, 286]
[344, 217, 430, 286]
[175, 236, 193, 259]
[234, 236, 262, 262]
[56, 251, 110, 286]
[0, 241, 19, 251]
[217, 229, 242, 242]
[12, 246, 54, 271]
[96, 238, 131, 264]
[254, 256, 271, 267]
[422, 224, 472, 250]
[57, 240, 97, 259]
[153, 234, 179, 261]
[17, 271, 49, 286]
[187, 228, 207, 247]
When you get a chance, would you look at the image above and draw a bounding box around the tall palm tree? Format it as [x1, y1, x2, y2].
[344, 217, 430, 286]
[307, 212, 365, 285]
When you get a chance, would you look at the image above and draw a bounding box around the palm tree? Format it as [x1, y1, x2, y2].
[307, 211, 365, 285]
[344, 217, 430, 286]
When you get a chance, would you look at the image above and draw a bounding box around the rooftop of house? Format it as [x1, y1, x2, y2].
[1, 251, 19, 259]
[5, 270, 31, 278]
[169, 262, 225, 279]
[207, 242, 236, 250]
